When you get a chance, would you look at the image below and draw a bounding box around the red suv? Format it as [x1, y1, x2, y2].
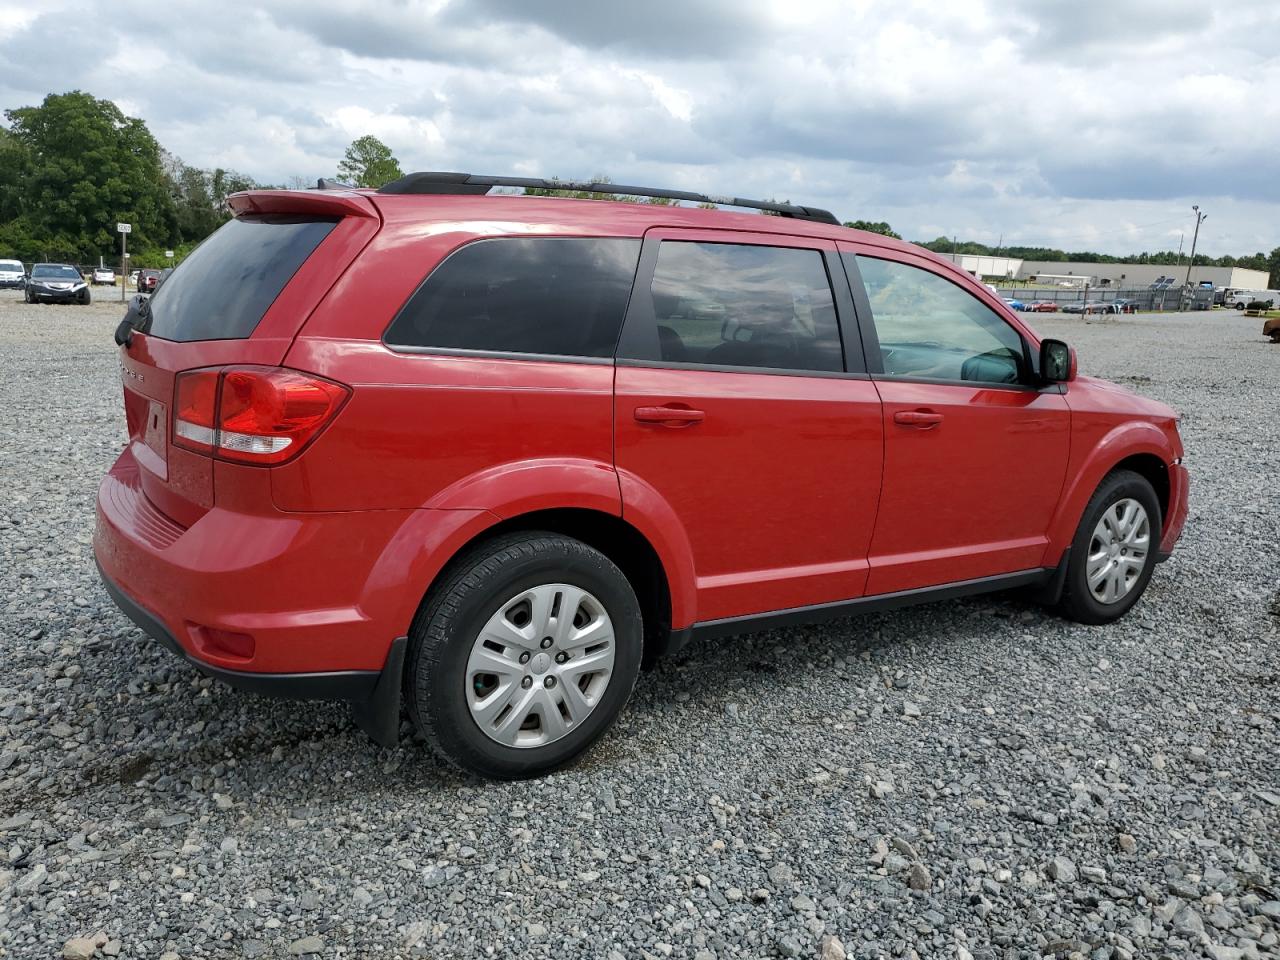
[95, 173, 1188, 779]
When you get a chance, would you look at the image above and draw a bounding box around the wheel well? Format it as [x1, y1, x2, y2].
[1111, 453, 1170, 524]
[439, 509, 672, 668]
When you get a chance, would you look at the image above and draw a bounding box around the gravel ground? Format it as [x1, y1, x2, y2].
[0, 295, 1277, 960]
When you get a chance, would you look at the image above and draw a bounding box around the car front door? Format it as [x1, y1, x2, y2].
[839, 244, 1072, 595]
[614, 229, 884, 625]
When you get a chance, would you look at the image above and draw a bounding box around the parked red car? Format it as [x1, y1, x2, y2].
[1029, 300, 1059, 312]
[95, 174, 1189, 779]
[136, 269, 162, 293]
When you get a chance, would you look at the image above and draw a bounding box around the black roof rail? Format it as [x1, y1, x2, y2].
[376, 172, 840, 225]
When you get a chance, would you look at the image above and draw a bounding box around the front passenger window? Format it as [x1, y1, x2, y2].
[854, 256, 1027, 384]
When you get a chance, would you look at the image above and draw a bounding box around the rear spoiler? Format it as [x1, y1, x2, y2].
[227, 189, 379, 219]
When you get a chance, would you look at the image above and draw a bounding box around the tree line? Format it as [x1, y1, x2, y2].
[0, 92, 259, 267]
[0, 91, 405, 268]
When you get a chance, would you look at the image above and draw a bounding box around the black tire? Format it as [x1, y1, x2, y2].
[79, 290, 91, 305]
[1056, 469, 1161, 625]
[404, 531, 643, 779]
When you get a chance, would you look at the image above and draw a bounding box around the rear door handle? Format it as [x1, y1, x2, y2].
[634, 405, 705, 426]
[893, 409, 943, 428]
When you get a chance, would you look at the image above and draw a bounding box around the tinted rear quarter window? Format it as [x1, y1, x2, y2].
[145, 216, 337, 342]
[384, 237, 641, 359]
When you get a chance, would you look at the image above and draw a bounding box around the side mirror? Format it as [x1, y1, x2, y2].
[1040, 338, 1076, 383]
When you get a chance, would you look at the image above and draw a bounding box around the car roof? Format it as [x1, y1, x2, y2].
[230, 186, 989, 291]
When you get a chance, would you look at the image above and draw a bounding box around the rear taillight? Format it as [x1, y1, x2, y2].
[174, 369, 220, 454]
[172, 366, 349, 465]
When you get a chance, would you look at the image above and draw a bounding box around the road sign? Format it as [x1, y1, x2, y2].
[164, 250, 174, 258]
[117, 222, 132, 234]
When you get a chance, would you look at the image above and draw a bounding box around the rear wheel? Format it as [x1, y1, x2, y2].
[404, 531, 643, 779]
[1056, 469, 1161, 625]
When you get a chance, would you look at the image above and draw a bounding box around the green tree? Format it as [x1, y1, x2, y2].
[843, 220, 901, 239]
[5, 91, 177, 261]
[1268, 247, 1280, 289]
[336, 135, 403, 188]
[0, 126, 30, 223]
[524, 175, 624, 200]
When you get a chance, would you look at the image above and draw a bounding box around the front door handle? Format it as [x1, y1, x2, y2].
[634, 405, 705, 427]
[893, 409, 943, 428]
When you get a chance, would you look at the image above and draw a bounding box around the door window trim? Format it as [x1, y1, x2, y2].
[840, 247, 1044, 392]
[616, 229, 868, 377]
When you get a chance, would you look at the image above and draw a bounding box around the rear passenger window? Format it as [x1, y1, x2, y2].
[645, 242, 843, 372]
[385, 238, 640, 358]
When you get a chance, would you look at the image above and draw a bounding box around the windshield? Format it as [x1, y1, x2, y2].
[32, 264, 80, 279]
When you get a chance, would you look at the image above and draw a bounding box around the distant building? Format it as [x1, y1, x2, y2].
[939, 254, 1022, 279]
[937, 253, 1268, 289]
[1016, 261, 1268, 289]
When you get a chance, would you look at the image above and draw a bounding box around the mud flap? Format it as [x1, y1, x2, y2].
[349, 636, 407, 747]
[1030, 551, 1071, 606]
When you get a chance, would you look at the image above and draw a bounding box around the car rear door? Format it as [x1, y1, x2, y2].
[116, 191, 380, 526]
[614, 228, 883, 625]
[839, 243, 1071, 594]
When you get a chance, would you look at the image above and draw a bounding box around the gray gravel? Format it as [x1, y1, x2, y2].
[0, 295, 1277, 960]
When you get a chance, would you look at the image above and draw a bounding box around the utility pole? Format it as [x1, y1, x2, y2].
[1182, 205, 1206, 311]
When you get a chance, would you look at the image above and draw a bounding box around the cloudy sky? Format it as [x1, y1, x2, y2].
[2, 0, 1277, 255]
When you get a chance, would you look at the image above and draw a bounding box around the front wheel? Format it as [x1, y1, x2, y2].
[79, 290, 91, 305]
[1056, 469, 1161, 625]
[405, 531, 643, 779]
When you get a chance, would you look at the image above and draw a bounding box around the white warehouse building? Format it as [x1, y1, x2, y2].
[940, 253, 1268, 290]
[1017, 261, 1269, 290]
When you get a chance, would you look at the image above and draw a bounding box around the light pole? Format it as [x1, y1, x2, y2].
[1182, 205, 1206, 310]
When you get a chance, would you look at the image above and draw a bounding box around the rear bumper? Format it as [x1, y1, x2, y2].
[93, 447, 420, 675]
[97, 559, 390, 702]
[0, 278, 24, 289]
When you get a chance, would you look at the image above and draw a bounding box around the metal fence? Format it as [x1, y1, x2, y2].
[993, 285, 1213, 312]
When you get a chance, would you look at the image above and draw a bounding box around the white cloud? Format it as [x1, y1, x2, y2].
[0, 0, 1277, 254]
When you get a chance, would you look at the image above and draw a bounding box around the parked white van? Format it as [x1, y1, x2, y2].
[0, 259, 26, 289]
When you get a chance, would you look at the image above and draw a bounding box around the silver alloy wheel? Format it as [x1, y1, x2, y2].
[1086, 498, 1151, 604]
[466, 583, 616, 748]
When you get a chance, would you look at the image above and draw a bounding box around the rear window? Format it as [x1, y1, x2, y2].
[384, 237, 641, 359]
[144, 215, 337, 342]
